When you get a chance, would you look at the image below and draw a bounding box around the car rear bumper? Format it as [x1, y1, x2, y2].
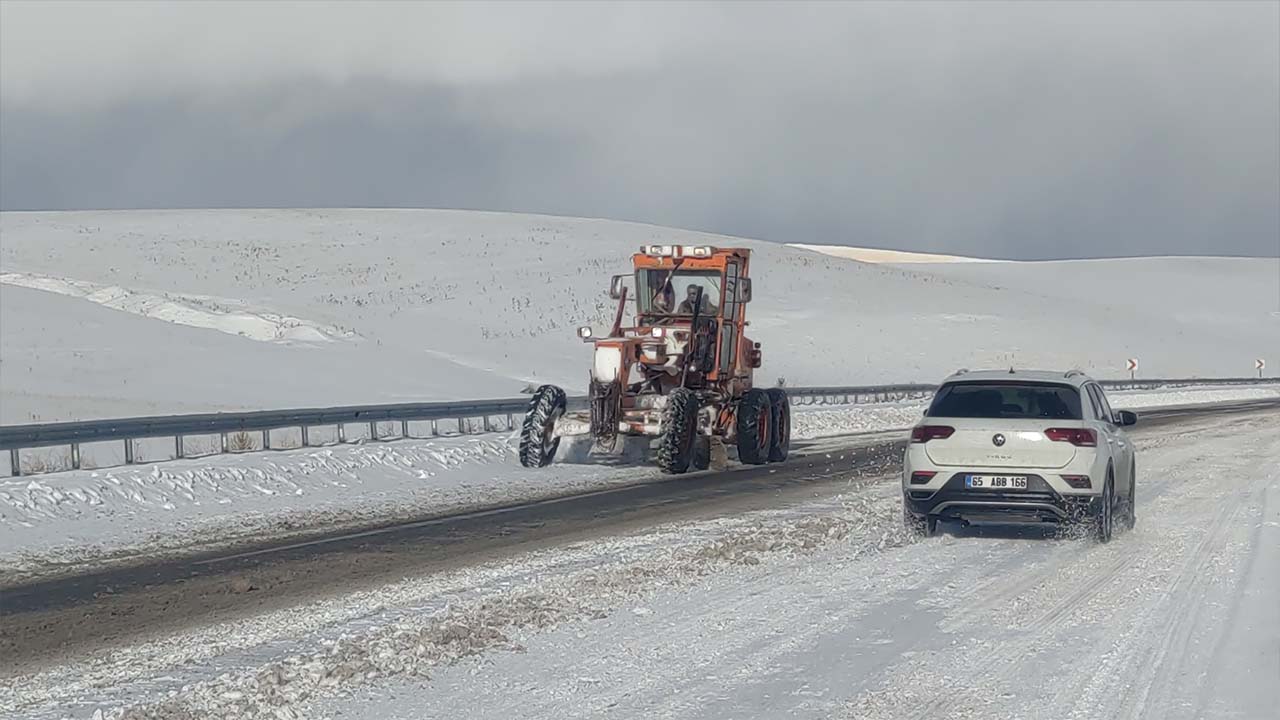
[904, 473, 1102, 524]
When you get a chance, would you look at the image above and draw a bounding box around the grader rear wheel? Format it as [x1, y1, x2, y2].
[736, 388, 772, 465]
[766, 387, 790, 463]
[657, 388, 700, 474]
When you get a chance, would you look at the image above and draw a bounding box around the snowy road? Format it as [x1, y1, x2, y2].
[317, 409, 1280, 720]
[1, 403, 1276, 719]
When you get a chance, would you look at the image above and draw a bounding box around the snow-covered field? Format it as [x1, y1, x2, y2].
[3, 384, 1273, 587]
[2, 209, 1277, 423]
[787, 243, 999, 263]
[3, 406, 1275, 720]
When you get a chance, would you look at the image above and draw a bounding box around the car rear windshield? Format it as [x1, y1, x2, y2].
[926, 382, 1083, 420]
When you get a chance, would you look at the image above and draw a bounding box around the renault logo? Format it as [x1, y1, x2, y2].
[992, 433, 1007, 447]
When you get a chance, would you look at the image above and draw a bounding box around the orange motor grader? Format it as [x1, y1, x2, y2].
[519, 245, 790, 474]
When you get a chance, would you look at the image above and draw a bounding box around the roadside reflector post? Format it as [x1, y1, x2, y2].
[401, 420, 409, 439]
[262, 430, 271, 450]
[369, 421, 378, 441]
[483, 415, 492, 433]
[10, 448, 20, 477]
[301, 425, 309, 447]
[507, 413, 514, 431]
[219, 433, 228, 454]
[125, 438, 136, 464]
[337, 424, 346, 443]
[175, 435, 184, 459]
[458, 417, 466, 434]
[430, 419, 438, 437]
[70, 443, 80, 470]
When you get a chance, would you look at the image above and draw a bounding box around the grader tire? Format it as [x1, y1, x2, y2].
[657, 388, 699, 474]
[519, 385, 566, 468]
[736, 388, 772, 465]
[766, 387, 791, 463]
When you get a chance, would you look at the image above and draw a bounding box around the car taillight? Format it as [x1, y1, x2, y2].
[910, 425, 955, 443]
[1062, 475, 1092, 489]
[1045, 428, 1097, 447]
[910, 471, 937, 485]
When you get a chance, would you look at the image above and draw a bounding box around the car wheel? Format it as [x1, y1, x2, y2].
[1125, 462, 1137, 529]
[1095, 475, 1114, 543]
[903, 500, 932, 537]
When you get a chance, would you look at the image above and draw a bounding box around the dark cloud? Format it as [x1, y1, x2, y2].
[1, 2, 1276, 260]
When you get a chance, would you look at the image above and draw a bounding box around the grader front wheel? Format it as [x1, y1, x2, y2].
[519, 385, 566, 468]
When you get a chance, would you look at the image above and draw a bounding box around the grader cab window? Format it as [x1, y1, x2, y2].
[637, 269, 723, 316]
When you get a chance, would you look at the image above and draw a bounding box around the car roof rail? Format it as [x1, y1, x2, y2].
[1064, 369, 1086, 379]
[952, 368, 969, 376]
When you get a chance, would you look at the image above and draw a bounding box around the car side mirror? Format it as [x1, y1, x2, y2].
[609, 274, 627, 300]
[739, 278, 752, 303]
[1116, 410, 1138, 427]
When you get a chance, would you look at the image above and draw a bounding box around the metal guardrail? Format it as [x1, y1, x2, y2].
[2, 377, 1275, 476]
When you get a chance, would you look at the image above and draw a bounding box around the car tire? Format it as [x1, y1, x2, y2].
[1095, 474, 1114, 543]
[904, 500, 936, 537]
[1124, 461, 1137, 529]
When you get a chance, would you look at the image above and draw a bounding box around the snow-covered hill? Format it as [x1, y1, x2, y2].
[2, 209, 1276, 423]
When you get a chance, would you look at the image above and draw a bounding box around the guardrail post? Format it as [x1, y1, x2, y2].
[262, 430, 271, 450]
[401, 420, 409, 439]
[176, 435, 185, 459]
[71, 443, 81, 470]
[10, 449, 20, 477]
[125, 438, 135, 464]
[301, 426, 309, 447]
[338, 424, 346, 443]
[369, 421, 378, 441]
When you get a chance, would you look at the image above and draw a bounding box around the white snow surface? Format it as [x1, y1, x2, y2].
[2, 209, 1277, 423]
[788, 243, 1000, 263]
[4, 408, 1276, 720]
[2, 385, 1273, 586]
[0, 271, 353, 343]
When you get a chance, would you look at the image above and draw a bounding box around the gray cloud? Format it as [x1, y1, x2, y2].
[1, 1, 1277, 260]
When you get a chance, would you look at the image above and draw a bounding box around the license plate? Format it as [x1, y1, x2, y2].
[965, 474, 1029, 490]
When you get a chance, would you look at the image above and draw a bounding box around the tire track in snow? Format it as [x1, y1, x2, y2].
[1093, 423, 1274, 720]
[847, 412, 1277, 720]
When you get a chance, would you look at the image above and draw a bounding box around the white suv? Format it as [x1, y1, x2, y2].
[902, 369, 1137, 542]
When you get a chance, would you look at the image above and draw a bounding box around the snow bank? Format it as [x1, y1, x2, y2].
[0, 271, 353, 343]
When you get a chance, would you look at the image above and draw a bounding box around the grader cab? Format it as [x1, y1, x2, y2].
[519, 245, 790, 474]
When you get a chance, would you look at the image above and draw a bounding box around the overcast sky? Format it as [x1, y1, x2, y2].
[1, 1, 1277, 259]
